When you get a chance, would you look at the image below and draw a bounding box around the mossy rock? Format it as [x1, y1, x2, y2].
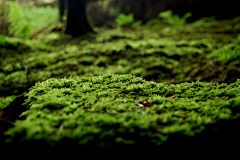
[4, 74, 240, 159]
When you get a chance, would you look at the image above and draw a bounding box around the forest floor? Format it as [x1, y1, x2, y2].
[1, 17, 240, 108]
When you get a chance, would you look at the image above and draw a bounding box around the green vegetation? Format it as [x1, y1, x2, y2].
[1, 15, 240, 96]
[3, 1, 58, 38]
[115, 13, 142, 28]
[208, 38, 240, 65]
[23, 5, 59, 33]
[115, 10, 191, 29]
[5, 74, 240, 159]
[7, 1, 33, 39]
[0, 95, 16, 110]
[145, 10, 192, 30]
[158, 10, 192, 25]
[1, 3, 240, 158]
[236, 79, 240, 85]
[115, 13, 134, 27]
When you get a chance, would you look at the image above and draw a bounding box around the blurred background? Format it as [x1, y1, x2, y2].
[0, 0, 240, 105]
[1, 0, 240, 36]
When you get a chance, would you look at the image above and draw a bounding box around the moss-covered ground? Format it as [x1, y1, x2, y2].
[1, 16, 240, 159]
[1, 17, 240, 100]
[3, 74, 240, 159]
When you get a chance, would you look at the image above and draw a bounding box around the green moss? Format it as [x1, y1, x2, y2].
[0, 95, 16, 109]
[1, 18, 240, 95]
[5, 74, 240, 158]
[208, 39, 240, 65]
[236, 79, 240, 85]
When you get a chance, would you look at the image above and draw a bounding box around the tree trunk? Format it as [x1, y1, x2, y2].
[59, 0, 66, 22]
[65, 0, 94, 36]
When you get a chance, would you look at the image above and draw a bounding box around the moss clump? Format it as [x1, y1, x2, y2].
[4, 74, 240, 159]
[208, 39, 240, 65]
[1, 18, 240, 96]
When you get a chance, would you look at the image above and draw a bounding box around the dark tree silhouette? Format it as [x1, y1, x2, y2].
[64, 0, 94, 36]
[59, 0, 66, 22]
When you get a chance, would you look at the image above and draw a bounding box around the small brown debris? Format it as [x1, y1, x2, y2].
[171, 95, 177, 98]
[135, 100, 153, 108]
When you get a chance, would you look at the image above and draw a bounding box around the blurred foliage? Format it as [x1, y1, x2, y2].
[7, 1, 33, 39]
[23, 5, 58, 32]
[208, 35, 240, 65]
[145, 10, 192, 30]
[1, 16, 240, 97]
[0, 95, 16, 110]
[87, 0, 161, 28]
[0, 1, 240, 98]
[115, 13, 142, 28]
[0, 1, 58, 38]
[145, 18, 161, 30]
[115, 13, 134, 27]
[87, 0, 240, 28]
[236, 79, 240, 86]
[158, 10, 192, 25]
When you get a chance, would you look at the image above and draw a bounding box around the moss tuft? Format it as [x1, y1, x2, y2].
[4, 74, 240, 159]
